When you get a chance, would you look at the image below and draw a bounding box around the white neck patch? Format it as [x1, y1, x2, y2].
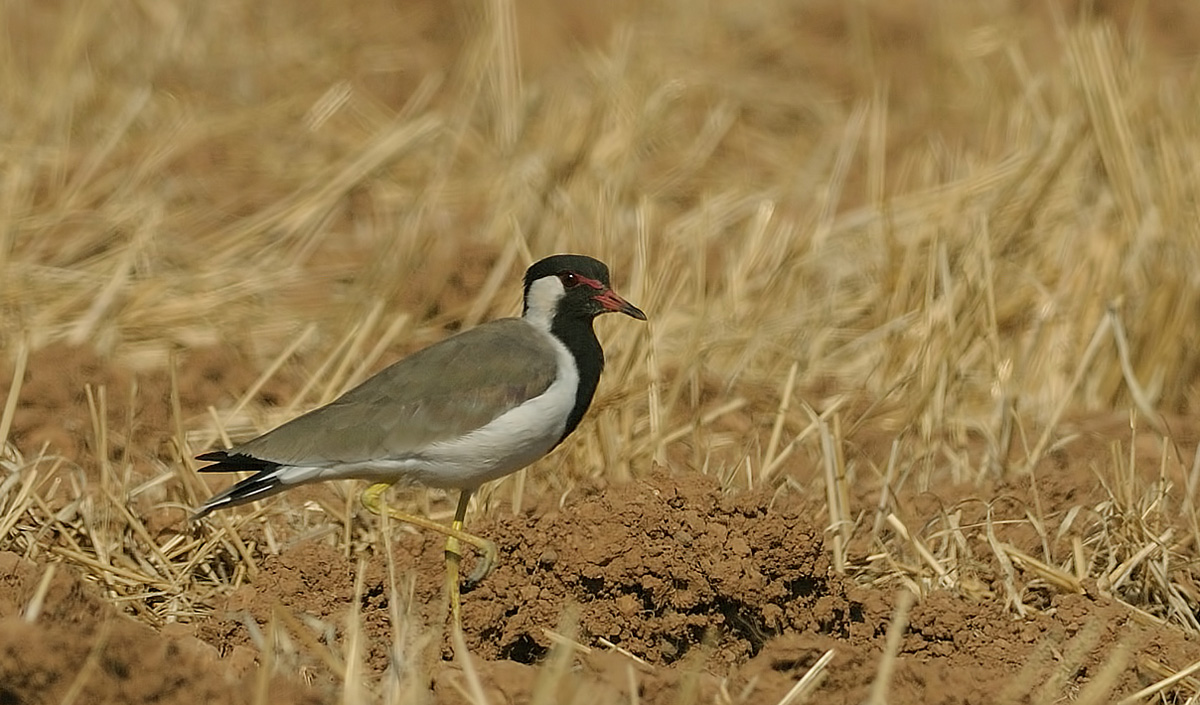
[524, 276, 566, 333]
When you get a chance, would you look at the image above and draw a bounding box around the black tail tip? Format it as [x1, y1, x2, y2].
[195, 451, 280, 475]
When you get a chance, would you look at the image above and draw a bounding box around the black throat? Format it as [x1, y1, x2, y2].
[549, 314, 605, 446]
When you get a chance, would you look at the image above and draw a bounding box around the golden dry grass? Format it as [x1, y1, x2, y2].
[5, 0, 1200, 702]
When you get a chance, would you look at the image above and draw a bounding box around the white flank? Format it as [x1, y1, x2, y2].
[200, 270, 588, 513]
[240, 275, 578, 494]
[417, 327, 578, 487]
[273, 320, 580, 490]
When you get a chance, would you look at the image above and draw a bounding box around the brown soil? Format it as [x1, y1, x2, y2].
[5, 460, 1200, 704]
[0, 551, 323, 705]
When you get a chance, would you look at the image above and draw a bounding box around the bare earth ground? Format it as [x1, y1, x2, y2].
[7, 329, 1200, 704]
[6, 1, 1200, 703]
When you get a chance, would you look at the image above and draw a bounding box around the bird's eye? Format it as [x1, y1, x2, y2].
[558, 272, 579, 287]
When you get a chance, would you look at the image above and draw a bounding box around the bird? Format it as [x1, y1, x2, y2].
[192, 253, 646, 625]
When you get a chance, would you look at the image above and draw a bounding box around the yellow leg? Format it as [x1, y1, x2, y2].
[360, 483, 498, 627]
[444, 490, 472, 630]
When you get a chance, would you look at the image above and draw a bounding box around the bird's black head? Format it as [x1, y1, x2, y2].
[522, 254, 646, 328]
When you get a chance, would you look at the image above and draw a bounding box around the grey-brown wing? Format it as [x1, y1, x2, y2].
[234, 318, 559, 465]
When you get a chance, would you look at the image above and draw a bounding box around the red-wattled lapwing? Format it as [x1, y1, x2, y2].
[192, 254, 645, 625]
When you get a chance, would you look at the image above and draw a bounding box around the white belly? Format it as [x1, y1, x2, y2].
[298, 331, 580, 490]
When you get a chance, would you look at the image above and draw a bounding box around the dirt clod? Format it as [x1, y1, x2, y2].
[462, 471, 837, 666]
